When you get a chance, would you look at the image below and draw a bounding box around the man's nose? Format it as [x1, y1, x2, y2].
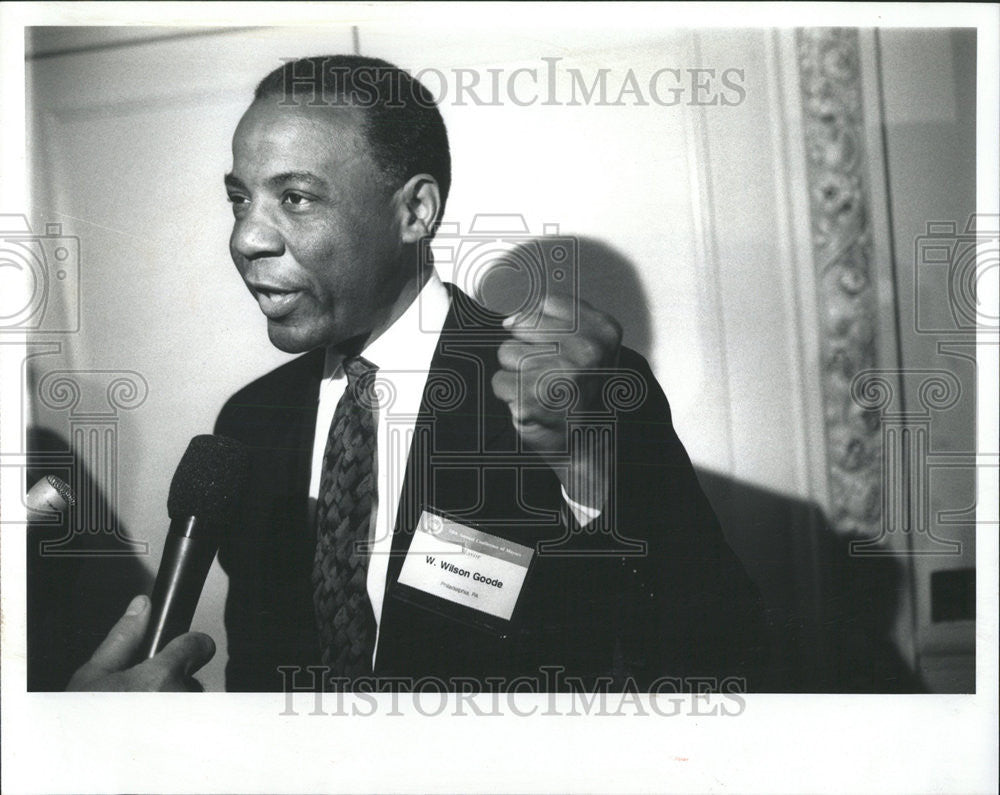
[230, 205, 284, 260]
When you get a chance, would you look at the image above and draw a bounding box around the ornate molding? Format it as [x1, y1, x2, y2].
[796, 28, 882, 536]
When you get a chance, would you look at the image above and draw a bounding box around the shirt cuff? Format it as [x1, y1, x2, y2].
[561, 485, 603, 528]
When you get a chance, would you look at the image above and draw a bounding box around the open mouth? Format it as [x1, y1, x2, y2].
[252, 286, 301, 319]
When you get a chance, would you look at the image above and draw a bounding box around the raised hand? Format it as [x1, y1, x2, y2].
[491, 293, 623, 511]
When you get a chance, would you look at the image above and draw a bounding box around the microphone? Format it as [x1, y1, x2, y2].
[26, 475, 76, 522]
[141, 434, 249, 659]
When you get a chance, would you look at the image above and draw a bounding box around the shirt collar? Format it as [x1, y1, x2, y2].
[322, 270, 451, 380]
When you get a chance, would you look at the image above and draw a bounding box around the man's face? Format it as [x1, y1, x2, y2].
[226, 98, 406, 353]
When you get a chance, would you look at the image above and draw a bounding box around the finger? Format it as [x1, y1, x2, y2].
[511, 417, 547, 438]
[491, 369, 518, 404]
[152, 631, 216, 679]
[87, 594, 151, 673]
[504, 296, 622, 349]
[502, 294, 575, 338]
[502, 316, 570, 343]
[500, 339, 604, 379]
[555, 334, 607, 368]
[501, 294, 589, 329]
[509, 293, 581, 324]
[500, 380, 562, 429]
[497, 340, 557, 372]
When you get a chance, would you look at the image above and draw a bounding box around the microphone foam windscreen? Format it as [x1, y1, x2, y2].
[167, 435, 250, 520]
[46, 474, 77, 507]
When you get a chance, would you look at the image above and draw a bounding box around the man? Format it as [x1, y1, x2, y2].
[70, 55, 764, 692]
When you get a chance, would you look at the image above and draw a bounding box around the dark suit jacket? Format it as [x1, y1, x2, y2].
[215, 286, 765, 691]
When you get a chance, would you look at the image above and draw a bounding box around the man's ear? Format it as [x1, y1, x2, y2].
[396, 174, 441, 244]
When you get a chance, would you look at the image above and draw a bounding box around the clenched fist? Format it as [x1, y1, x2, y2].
[491, 293, 623, 512]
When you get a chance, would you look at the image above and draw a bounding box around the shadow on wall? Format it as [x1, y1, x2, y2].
[26, 426, 153, 691]
[478, 236, 926, 693]
[475, 235, 653, 359]
[696, 469, 925, 692]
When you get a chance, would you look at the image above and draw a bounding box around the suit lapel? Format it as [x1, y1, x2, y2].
[271, 348, 324, 550]
[372, 287, 576, 678]
[386, 286, 512, 583]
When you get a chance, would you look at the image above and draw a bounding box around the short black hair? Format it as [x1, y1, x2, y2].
[254, 55, 451, 219]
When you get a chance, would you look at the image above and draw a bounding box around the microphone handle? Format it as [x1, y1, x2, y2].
[141, 517, 220, 660]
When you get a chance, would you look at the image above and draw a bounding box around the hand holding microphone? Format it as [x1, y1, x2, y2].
[67, 434, 248, 691]
[67, 594, 216, 691]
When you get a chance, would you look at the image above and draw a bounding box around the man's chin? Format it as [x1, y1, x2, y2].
[265, 318, 372, 355]
[266, 320, 330, 354]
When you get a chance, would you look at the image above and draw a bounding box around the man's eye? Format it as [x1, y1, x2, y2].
[283, 192, 313, 207]
[227, 194, 249, 205]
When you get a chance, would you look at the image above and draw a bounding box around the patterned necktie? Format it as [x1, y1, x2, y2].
[312, 355, 379, 679]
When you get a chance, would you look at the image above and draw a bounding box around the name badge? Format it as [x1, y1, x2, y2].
[397, 510, 533, 622]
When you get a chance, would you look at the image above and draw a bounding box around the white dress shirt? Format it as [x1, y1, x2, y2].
[308, 272, 599, 663]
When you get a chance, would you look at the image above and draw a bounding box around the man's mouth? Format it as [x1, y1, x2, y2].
[250, 284, 302, 319]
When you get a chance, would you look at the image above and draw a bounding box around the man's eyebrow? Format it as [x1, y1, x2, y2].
[268, 171, 329, 189]
[222, 171, 329, 190]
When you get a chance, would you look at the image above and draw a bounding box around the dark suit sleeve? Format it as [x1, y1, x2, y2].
[211, 352, 323, 691]
[611, 347, 767, 690]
